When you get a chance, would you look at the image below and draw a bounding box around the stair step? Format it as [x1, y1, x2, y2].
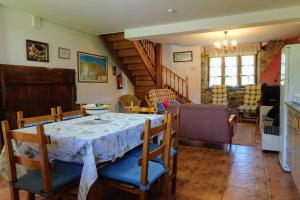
[106, 33, 125, 42]
[123, 56, 142, 64]
[136, 81, 155, 86]
[118, 49, 138, 57]
[131, 70, 149, 76]
[127, 64, 145, 70]
[134, 76, 152, 81]
[113, 41, 133, 50]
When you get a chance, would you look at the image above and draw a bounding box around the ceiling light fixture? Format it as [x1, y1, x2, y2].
[214, 31, 237, 53]
[167, 8, 176, 13]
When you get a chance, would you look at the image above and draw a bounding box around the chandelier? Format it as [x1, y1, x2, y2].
[214, 31, 237, 53]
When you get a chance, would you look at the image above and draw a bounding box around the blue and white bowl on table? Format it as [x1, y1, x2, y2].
[83, 104, 111, 120]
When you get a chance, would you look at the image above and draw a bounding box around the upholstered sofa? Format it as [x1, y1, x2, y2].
[168, 104, 236, 144]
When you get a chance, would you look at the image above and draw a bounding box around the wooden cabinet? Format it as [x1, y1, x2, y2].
[288, 106, 300, 191]
[0, 64, 76, 149]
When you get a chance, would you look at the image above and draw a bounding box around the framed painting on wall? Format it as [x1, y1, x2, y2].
[58, 47, 70, 59]
[77, 51, 108, 83]
[173, 51, 193, 62]
[26, 39, 49, 62]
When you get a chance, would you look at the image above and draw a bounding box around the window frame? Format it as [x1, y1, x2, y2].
[208, 54, 257, 89]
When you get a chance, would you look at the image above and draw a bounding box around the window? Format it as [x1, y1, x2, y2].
[225, 56, 238, 87]
[241, 55, 255, 86]
[209, 57, 222, 87]
[208, 55, 256, 88]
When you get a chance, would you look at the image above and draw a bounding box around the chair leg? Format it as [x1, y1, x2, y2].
[27, 193, 35, 200]
[171, 155, 178, 195]
[162, 173, 171, 200]
[9, 185, 20, 200]
[139, 191, 147, 200]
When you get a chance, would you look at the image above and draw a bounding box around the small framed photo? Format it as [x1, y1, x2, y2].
[58, 47, 70, 59]
[173, 51, 193, 63]
[26, 39, 49, 62]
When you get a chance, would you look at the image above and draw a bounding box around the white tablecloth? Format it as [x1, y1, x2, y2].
[0, 112, 164, 200]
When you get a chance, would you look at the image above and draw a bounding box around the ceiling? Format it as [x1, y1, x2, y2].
[150, 22, 300, 46]
[1, 0, 300, 35]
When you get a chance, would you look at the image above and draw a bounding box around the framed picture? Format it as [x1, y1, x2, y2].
[173, 51, 193, 62]
[58, 47, 70, 59]
[26, 40, 49, 62]
[77, 51, 108, 83]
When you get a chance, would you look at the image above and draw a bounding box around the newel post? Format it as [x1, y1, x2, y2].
[155, 43, 162, 89]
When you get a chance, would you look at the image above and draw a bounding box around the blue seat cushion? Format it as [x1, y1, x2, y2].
[62, 115, 82, 121]
[98, 156, 167, 191]
[24, 121, 53, 128]
[128, 143, 177, 164]
[13, 160, 83, 197]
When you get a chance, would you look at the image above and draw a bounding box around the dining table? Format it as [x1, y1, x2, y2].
[0, 112, 164, 200]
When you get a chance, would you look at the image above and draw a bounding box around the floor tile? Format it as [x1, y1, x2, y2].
[222, 186, 269, 200]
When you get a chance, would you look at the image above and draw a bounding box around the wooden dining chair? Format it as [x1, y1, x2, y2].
[98, 113, 172, 200]
[17, 109, 57, 129]
[128, 110, 180, 200]
[55, 106, 85, 121]
[126, 102, 159, 114]
[1, 120, 83, 200]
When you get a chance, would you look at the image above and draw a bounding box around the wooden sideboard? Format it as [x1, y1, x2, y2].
[0, 64, 76, 149]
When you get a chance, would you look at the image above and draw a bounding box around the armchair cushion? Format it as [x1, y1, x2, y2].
[212, 85, 228, 105]
[238, 84, 261, 114]
[238, 105, 258, 113]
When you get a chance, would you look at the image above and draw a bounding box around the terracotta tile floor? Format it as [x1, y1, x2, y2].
[0, 123, 299, 200]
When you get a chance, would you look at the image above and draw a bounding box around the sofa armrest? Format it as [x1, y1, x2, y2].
[229, 115, 237, 124]
[229, 115, 237, 136]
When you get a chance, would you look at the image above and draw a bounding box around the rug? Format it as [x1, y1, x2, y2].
[232, 123, 257, 146]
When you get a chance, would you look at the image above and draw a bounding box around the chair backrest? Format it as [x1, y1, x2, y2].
[243, 84, 262, 106]
[179, 104, 232, 143]
[2, 121, 53, 193]
[140, 112, 172, 186]
[212, 85, 228, 105]
[56, 106, 85, 121]
[17, 110, 57, 129]
[127, 102, 158, 114]
[169, 107, 180, 150]
[119, 95, 141, 107]
[146, 89, 177, 107]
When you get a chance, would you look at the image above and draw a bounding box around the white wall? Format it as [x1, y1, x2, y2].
[0, 7, 134, 111]
[162, 45, 201, 103]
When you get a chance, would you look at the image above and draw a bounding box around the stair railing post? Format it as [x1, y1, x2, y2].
[185, 76, 189, 101]
[155, 43, 162, 88]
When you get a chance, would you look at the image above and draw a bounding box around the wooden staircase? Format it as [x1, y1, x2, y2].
[162, 65, 191, 103]
[101, 32, 192, 103]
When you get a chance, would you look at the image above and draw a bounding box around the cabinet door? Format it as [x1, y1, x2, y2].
[293, 115, 300, 192]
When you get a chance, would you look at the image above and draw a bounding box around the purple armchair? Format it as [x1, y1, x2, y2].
[178, 104, 236, 144]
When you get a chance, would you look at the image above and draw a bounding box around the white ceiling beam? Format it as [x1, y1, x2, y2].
[124, 6, 300, 40]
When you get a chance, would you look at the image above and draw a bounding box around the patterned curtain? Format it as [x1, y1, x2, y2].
[204, 43, 261, 57]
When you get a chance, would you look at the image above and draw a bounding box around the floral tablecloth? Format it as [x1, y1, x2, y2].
[0, 112, 164, 200]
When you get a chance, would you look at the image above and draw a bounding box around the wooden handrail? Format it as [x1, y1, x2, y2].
[132, 40, 156, 81]
[162, 65, 190, 103]
[140, 40, 156, 67]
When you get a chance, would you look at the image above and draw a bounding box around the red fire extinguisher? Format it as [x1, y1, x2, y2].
[117, 73, 123, 89]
